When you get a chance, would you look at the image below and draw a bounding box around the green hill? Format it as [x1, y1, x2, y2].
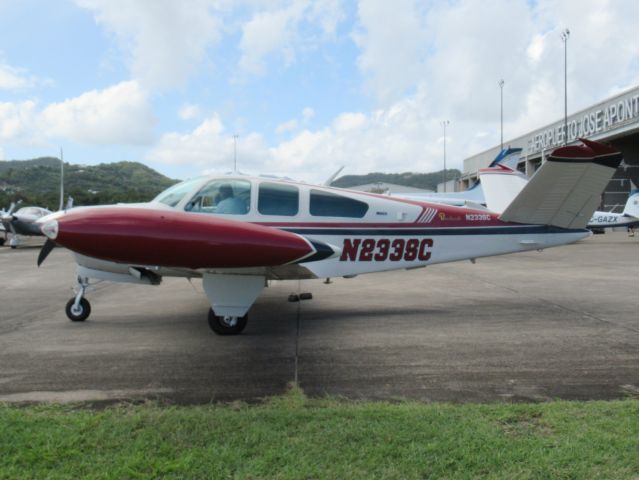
[0, 158, 178, 209]
[332, 169, 461, 191]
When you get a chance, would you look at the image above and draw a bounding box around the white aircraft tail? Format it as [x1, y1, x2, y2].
[478, 165, 528, 214]
[499, 139, 623, 229]
[622, 188, 639, 218]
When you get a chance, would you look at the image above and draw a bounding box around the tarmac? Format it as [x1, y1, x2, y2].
[0, 232, 638, 405]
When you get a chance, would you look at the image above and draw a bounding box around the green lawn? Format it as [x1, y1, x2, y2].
[1, 388, 638, 479]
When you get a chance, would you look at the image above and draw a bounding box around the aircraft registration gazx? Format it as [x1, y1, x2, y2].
[36, 139, 621, 335]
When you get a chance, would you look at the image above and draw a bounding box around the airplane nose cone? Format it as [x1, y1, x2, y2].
[40, 219, 59, 240]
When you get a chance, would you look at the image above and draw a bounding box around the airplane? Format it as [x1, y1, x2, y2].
[1, 201, 52, 248]
[36, 139, 621, 335]
[587, 188, 639, 229]
[0, 198, 73, 248]
[1, 153, 72, 248]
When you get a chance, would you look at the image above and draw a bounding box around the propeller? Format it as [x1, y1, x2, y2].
[37, 238, 57, 267]
[1, 200, 23, 234]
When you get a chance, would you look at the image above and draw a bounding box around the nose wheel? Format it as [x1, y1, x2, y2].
[65, 276, 92, 322]
[65, 297, 91, 322]
[207, 309, 248, 335]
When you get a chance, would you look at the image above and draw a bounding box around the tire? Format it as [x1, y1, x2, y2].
[65, 298, 91, 322]
[207, 309, 248, 335]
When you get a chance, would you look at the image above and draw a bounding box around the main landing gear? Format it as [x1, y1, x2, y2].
[65, 277, 91, 322]
[207, 309, 248, 335]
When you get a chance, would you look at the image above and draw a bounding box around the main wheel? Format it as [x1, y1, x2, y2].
[207, 309, 248, 335]
[65, 298, 91, 322]
[0, 237, 5, 246]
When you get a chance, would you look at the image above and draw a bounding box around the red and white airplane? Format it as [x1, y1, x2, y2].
[36, 139, 621, 335]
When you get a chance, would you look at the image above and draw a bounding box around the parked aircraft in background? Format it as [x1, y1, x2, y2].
[1, 201, 51, 247]
[1, 154, 72, 248]
[587, 189, 639, 229]
[36, 139, 621, 335]
[1, 197, 73, 248]
[393, 147, 523, 207]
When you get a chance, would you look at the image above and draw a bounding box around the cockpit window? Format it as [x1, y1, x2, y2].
[309, 189, 369, 218]
[16, 207, 49, 217]
[153, 177, 204, 207]
[185, 179, 251, 215]
[258, 182, 299, 216]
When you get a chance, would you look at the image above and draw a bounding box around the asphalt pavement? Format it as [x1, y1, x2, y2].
[1, 233, 638, 404]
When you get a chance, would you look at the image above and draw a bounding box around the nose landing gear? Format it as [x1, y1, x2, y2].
[65, 277, 91, 322]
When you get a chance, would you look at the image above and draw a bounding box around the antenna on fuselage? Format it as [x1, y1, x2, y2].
[58, 147, 64, 211]
[233, 134, 238, 173]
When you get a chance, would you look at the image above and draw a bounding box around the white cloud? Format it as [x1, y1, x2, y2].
[349, 0, 639, 170]
[75, 0, 222, 91]
[0, 62, 33, 90]
[179, 103, 203, 121]
[275, 106, 316, 134]
[275, 118, 299, 134]
[41, 81, 155, 144]
[147, 98, 449, 183]
[147, 114, 271, 172]
[238, 0, 345, 75]
[302, 107, 314, 122]
[0, 100, 41, 145]
[0, 82, 155, 146]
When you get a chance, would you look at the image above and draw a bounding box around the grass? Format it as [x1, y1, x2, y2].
[1, 386, 638, 479]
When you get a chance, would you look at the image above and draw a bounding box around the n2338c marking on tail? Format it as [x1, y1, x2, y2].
[339, 238, 433, 262]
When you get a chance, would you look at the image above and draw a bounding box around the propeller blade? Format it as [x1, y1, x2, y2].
[6, 200, 21, 216]
[37, 238, 56, 267]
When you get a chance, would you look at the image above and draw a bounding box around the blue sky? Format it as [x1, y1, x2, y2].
[2, 0, 639, 182]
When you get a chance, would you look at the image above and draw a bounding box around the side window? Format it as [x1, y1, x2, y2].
[309, 189, 369, 218]
[185, 180, 251, 215]
[258, 183, 299, 216]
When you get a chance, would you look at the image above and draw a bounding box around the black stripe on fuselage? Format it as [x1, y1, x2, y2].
[280, 225, 588, 236]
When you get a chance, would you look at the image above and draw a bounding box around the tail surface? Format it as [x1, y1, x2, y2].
[622, 188, 639, 218]
[499, 139, 623, 229]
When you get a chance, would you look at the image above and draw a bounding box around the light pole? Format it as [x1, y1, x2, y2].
[561, 28, 570, 145]
[441, 120, 449, 192]
[498, 79, 504, 151]
[233, 134, 238, 172]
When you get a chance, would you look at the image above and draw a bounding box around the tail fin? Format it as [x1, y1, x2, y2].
[479, 164, 528, 214]
[498, 139, 623, 229]
[623, 188, 639, 218]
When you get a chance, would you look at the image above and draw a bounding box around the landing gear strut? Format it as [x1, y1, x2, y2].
[65, 277, 91, 322]
[207, 309, 248, 335]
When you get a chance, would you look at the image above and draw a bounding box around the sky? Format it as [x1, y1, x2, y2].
[1, 0, 639, 183]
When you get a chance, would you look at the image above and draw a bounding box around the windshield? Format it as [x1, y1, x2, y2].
[153, 177, 205, 207]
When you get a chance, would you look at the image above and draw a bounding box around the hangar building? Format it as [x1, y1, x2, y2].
[449, 85, 639, 212]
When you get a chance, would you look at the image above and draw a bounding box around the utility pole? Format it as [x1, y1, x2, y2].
[498, 79, 505, 151]
[441, 120, 449, 192]
[233, 134, 238, 172]
[59, 147, 64, 211]
[561, 28, 570, 145]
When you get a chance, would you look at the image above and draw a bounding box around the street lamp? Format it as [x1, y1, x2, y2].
[441, 120, 450, 192]
[498, 79, 505, 151]
[233, 134, 239, 172]
[561, 28, 570, 145]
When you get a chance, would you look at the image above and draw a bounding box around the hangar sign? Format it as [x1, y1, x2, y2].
[527, 90, 639, 155]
